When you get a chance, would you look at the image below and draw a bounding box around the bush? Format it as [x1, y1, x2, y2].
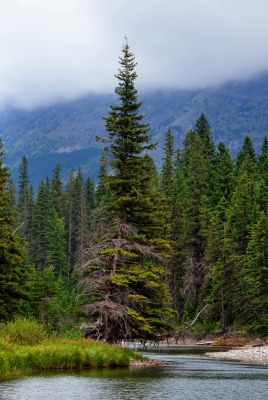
[2, 318, 47, 345]
[191, 320, 221, 336]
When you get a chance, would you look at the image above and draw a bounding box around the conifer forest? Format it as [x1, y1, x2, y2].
[1, 41, 268, 341]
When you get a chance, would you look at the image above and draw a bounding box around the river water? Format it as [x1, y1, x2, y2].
[0, 346, 267, 400]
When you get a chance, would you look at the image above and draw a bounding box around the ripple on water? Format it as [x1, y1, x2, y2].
[0, 347, 268, 400]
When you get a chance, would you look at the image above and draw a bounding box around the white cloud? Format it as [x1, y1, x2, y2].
[0, 0, 268, 109]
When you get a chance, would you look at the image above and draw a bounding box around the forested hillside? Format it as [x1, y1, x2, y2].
[1, 72, 268, 187]
[1, 42, 268, 340]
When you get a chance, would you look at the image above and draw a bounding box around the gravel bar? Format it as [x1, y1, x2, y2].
[206, 346, 268, 365]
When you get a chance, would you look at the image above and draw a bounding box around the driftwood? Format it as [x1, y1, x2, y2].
[174, 304, 209, 341]
[186, 304, 209, 328]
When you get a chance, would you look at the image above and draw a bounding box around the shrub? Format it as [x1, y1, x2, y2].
[2, 318, 47, 345]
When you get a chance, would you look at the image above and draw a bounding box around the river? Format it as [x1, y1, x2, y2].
[0, 346, 267, 399]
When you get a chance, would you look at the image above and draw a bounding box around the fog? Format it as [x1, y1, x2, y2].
[0, 0, 267, 109]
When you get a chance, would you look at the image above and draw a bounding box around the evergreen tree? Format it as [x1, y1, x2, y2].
[168, 157, 187, 314]
[17, 155, 30, 238]
[85, 177, 95, 212]
[45, 207, 68, 277]
[95, 148, 110, 206]
[103, 38, 156, 226]
[181, 130, 209, 310]
[160, 128, 175, 200]
[31, 181, 51, 268]
[214, 142, 234, 203]
[51, 163, 63, 216]
[235, 135, 256, 174]
[0, 139, 29, 320]
[79, 40, 175, 342]
[195, 112, 216, 163]
[258, 136, 268, 214]
[215, 164, 259, 325]
[242, 211, 268, 334]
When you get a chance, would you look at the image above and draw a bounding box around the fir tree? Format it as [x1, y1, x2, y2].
[161, 128, 175, 200]
[51, 163, 63, 216]
[181, 130, 209, 309]
[79, 40, 175, 342]
[242, 211, 268, 334]
[235, 135, 256, 174]
[0, 139, 29, 320]
[103, 38, 156, 226]
[17, 155, 30, 238]
[45, 207, 68, 277]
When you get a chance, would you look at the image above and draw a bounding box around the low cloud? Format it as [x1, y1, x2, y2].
[0, 0, 268, 109]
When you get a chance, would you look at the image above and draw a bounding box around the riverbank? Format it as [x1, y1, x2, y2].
[206, 346, 268, 365]
[0, 339, 144, 379]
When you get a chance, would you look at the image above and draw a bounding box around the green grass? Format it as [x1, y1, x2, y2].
[0, 320, 143, 379]
[0, 338, 143, 378]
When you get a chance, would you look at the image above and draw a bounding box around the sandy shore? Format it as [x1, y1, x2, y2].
[206, 346, 268, 365]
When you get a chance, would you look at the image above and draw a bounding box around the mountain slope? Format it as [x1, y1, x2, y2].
[1, 72, 268, 186]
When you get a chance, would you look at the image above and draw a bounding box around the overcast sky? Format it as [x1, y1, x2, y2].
[0, 0, 268, 109]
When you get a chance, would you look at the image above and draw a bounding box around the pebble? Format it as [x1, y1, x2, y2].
[206, 346, 268, 365]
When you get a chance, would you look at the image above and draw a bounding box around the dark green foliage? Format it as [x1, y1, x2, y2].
[2, 47, 268, 338]
[241, 212, 268, 334]
[214, 142, 234, 202]
[0, 139, 30, 321]
[235, 135, 256, 174]
[45, 207, 68, 277]
[31, 181, 50, 268]
[103, 39, 156, 225]
[161, 128, 175, 200]
[79, 40, 175, 342]
[50, 163, 63, 215]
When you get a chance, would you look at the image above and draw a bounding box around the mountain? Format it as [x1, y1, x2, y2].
[1, 72, 268, 187]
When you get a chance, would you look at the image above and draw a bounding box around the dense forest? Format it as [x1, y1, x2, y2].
[1, 41, 268, 341]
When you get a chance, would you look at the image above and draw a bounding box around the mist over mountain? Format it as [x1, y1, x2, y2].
[1, 72, 268, 188]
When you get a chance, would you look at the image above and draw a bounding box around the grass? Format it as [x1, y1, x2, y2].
[0, 320, 143, 379]
[0, 338, 143, 378]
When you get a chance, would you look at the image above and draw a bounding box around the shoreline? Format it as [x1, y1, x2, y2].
[206, 346, 268, 365]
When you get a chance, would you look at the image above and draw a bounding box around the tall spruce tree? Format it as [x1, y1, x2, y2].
[161, 128, 175, 200]
[181, 130, 210, 312]
[79, 40, 175, 342]
[0, 139, 29, 320]
[17, 156, 30, 238]
[103, 38, 156, 227]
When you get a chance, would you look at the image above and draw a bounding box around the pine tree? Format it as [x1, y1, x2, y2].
[235, 135, 256, 174]
[51, 163, 63, 216]
[214, 142, 234, 203]
[103, 38, 156, 226]
[31, 180, 51, 268]
[161, 128, 175, 200]
[214, 164, 259, 325]
[85, 177, 95, 212]
[169, 156, 187, 314]
[17, 156, 30, 238]
[241, 211, 268, 334]
[95, 148, 110, 206]
[0, 138, 29, 320]
[195, 112, 216, 163]
[45, 207, 68, 277]
[258, 136, 268, 214]
[181, 130, 210, 310]
[79, 40, 175, 342]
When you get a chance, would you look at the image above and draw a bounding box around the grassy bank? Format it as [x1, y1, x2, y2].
[0, 338, 143, 378]
[0, 320, 143, 379]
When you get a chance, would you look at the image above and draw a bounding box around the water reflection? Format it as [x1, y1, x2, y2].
[0, 346, 268, 400]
